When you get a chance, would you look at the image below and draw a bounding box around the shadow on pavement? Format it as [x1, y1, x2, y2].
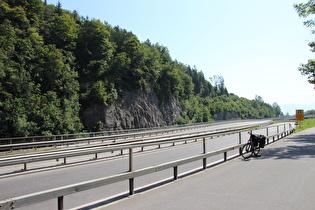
[259, 134, 315, 160]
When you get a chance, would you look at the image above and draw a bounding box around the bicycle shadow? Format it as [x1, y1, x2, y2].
[258, 134, 315, 160]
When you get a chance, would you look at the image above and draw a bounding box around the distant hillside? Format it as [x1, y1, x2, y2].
[0, 0, 282, 137]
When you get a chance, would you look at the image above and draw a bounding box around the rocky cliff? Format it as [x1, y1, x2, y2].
[212, 112, 240, 120]
[81, 90, 183, 131]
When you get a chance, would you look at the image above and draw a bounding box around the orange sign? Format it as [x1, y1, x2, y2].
[296, 109, 304, 121]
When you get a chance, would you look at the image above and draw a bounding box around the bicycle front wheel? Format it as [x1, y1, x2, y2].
[241, 143, 253, 159]
[253, 146, 260, 156]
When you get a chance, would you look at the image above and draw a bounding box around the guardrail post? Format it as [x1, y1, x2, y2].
[224, 152, 227, 162]
[129, 148, 134, 195]
[174, 166, 178, 180]
[129, 148, 133, 172]
[238, 132, 242, 156]
[58, 196, 64, 210]
[129, 178, 134, 195]
[266, 127, 269, 138]
[202, 138, 206, 169]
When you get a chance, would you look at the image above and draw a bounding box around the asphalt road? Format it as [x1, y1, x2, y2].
[0, 120, 286, 209]
[0, 120, 270, 175]
[0, 135, 239, 209]
[99, 127, 315, 210]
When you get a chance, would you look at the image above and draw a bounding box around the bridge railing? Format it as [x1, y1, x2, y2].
[0, 123, 295, 210]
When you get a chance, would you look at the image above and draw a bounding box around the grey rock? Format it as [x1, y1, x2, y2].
[81, 90, 183, 130]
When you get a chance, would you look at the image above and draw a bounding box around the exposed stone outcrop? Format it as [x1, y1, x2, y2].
[81, 90, 183, 130]
[212, 111, 239, 120]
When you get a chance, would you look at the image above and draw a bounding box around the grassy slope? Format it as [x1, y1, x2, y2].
[294, 118, 315, 133]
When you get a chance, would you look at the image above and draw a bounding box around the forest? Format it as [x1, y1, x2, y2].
[0, 0, 282, 138]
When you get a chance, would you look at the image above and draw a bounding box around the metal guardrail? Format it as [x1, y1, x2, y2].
[0, 123, 226, 150]
[0, 123, 295, 210]
[0, 120, 268, 146]
[274, 114, 315, 121]
[0, 120, 227, 145]
[0, 120, 270, 152]
[0, 123, 269, 170]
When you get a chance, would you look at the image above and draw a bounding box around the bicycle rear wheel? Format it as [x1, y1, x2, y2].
[241, 143, 253, 159]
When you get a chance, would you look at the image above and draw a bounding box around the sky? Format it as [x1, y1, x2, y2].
[48, 0, 315, 115]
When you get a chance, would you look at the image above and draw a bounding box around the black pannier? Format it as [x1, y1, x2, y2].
[259, 135, 266, 148]
[251, 134, 266, 148]
[252, 135, 259, 147]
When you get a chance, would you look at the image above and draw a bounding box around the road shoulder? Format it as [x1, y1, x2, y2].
[99, 127, 315, 210]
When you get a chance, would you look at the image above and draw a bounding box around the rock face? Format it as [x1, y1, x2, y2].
[81, 91, 183, 130]
[212, 111, 239, 120]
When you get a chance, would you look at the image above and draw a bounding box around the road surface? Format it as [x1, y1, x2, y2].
[98, 127, 315, 210]
[0, 120, 287, 209]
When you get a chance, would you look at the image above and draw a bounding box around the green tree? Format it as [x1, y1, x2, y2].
[0, 0, 83, 137]
[210, 75, 228, 95]
[155, 66, 181, 103]
[305, 109, 315, 115]
[76, 19, 116, 106]
[76, 19, 113, 74]
[142, 41, 162, 87]
[272, 102, 282, 116]
[294, 1, 315, 85]
[5, 0, 44, 25]
[43, 12, 79, 50]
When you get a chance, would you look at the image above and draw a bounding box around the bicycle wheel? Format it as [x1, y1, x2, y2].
[253, 146, 260, 156]
[241, 143, 253, 159]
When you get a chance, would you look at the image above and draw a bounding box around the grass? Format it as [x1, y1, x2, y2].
[294, 118, 315, 133]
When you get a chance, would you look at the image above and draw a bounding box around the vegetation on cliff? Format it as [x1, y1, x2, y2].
[0, 0, 282, 137]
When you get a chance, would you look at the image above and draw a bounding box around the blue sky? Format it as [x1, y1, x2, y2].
[48, 0, 315, 115]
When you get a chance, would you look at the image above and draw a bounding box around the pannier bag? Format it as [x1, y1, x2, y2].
[259, 135, 266, 148]
[251, 134, 266, 148]
[252, 135, 259, 147]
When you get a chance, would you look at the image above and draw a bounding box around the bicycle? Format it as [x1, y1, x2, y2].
[241, 132, 266, 159]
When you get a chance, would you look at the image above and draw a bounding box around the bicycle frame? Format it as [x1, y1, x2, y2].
[241, 133, 261, 159]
